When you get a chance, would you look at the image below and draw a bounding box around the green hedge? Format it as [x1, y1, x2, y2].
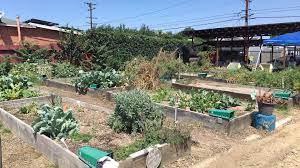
[59, 27, 190, 70]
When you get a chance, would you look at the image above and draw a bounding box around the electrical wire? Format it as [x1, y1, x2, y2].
[148, 12, 240, 28]
[98, 0, 193, 24]
[158, 18, 241, 31]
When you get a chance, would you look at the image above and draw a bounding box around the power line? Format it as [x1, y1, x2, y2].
[149, 12, 240, 28]
[98, 0, 192, 24]
[85, 1, 97, 29]
[158, 19, 241, 31]
[252, 15, 300, 19]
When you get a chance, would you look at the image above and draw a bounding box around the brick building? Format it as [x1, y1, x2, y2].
[0, 17, 73, 56]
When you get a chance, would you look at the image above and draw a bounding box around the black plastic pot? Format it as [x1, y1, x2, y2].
[258, 102, 275, 116]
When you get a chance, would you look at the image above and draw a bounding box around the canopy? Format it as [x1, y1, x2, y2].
[263, 31, 300, 46]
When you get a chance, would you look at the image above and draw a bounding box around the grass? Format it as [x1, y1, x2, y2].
[275, 105, 290, 117]
[0, 123, 11, 134]
[70, 132, 93, 143]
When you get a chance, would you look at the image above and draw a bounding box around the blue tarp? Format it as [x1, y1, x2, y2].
[263, 31, 300, 46]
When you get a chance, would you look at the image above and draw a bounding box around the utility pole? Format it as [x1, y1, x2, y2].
[85, 1, 96, 29]
[244, 0, 251, 63]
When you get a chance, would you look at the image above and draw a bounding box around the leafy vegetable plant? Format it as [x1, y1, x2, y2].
[0, 75, 38, 101]
[74, 69, 122, 94]
[32, 104, 79, 139]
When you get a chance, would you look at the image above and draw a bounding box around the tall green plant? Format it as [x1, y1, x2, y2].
[108, 90, 164, 134]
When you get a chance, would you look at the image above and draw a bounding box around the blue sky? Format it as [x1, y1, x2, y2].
[2, 0, 300, 32]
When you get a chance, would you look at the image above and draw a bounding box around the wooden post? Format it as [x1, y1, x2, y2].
[191, 35, 194, 48]
[16, 16, 22, 44]
[271, 46, 274, 62]
[216, 38, 220, 66]
[283, 46, 286, 67]
[294, 46, 297, 56]
[0, 136, 2, 168]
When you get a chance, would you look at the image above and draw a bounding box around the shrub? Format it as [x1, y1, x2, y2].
[0, 75, 38, 101]
[10, 63, 40, 83]
[124, 50, 185, 90]
[108, 90, 163, 134]
[113, 122, 191, 161]
[59, 25, 190, 70]
[32, 104, 79, 139]
[52, 62, 80, 78]
[0, 61, 13, 76]
[15, 42, 53, 63]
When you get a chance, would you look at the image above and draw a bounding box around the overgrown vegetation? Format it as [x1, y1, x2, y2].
[124, 50, 186, 90]
[32, 104, 79, 139]
[58, 25, 190, 70]
[52, 62, 80, 78]
[0, 75, 38, 101]
[19, 102, 38, 115]
[70, 132, 93, 143]
[213, 68, 300, 90]
[74, 69, 122, 94]
[113, 121, 190, 161]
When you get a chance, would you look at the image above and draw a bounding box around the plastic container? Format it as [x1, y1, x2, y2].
[258, 102, 275, 116]
[198, 73, 208, 78]
[273, 90, 292, 100]
[89, 84, 98, 90]
[254, 113, 276, 132]
[208, 109, 235, 120]
[77, 146, 112, 168]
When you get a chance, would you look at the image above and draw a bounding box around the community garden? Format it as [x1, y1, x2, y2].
[0, 26, 299, 168]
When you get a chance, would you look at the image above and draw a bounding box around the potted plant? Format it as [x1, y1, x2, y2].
[256, 90, 284, 115]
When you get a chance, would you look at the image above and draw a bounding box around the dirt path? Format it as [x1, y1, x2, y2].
[0, 123, 54, 168]
[192, 109, 300, 168]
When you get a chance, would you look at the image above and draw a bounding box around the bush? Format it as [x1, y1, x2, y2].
[59, 25, 190, 70]
[10, 63, 40, 83]
[124, 50, 186, 90]
[108, 90, 163, 134]
[52, 62, 80, 78]
[113, 122, 191, 161]
[0, 75, 38, 101]
[0, 61, 13, 76]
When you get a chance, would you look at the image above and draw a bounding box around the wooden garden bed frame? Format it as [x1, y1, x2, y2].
[0, 96, 190, 168]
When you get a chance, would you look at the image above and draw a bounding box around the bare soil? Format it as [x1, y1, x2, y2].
[0, 122, 54, 168]
[188, 108, 300, 168]
[3, 101, 138, 154]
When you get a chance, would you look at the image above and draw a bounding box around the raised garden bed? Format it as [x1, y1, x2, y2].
[149, 88, 255, 135]
[0, 95, 190, 168]
[43, 79, 128, 99]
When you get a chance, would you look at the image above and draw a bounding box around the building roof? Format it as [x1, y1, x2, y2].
[183, 22, 300, 39]
[24, 19, 59, 26]
[0, 17, 33, 28]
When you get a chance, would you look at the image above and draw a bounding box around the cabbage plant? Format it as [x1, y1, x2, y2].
[32, 104, 79, 139]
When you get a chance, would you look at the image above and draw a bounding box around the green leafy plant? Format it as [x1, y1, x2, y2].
[10, 63, 40, 83]
[113, 122, 191, 161]
[19, 102, 38, 114]
[0, 75, 38, 101]
[108, 90, 164, 134]
[0, 60, 13, 76]
[52, 62, 80, 78]
[32, 104, 79, 139]
[74, 69, 122, 94]
[70, 132, 93, 143]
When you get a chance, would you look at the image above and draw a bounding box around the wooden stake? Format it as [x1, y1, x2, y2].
[0, 135, 2, 168]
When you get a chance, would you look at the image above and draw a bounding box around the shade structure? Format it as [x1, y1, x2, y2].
[264, 31, 300, 46]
